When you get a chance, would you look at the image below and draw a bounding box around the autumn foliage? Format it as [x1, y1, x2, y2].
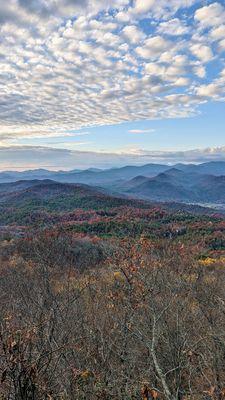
[0, 205, 225, 399]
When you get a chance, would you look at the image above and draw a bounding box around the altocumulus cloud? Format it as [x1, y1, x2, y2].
[0, 0, 224, 144]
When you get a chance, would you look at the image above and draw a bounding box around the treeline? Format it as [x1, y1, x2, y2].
[1, 232, 225, 399]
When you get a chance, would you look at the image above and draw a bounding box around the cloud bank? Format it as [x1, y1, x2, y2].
[1, 145, 225, 170]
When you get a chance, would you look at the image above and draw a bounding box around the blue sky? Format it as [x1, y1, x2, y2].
[26, 100, 224, 153]
[0, 0, 225, 169]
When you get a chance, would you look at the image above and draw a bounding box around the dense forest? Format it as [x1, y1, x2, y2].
[1, 184, 225, 399]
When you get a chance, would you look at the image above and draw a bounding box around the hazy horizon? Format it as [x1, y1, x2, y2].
[1, 157, 225, 174]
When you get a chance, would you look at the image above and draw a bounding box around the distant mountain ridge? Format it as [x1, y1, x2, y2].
[0, 161, 225, 207]
[0, 161, 225, 185]
[0, 163, 169, 185]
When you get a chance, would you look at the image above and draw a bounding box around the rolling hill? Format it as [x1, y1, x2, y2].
[0, 178, 221, 228]
[0, 180, 155, 225]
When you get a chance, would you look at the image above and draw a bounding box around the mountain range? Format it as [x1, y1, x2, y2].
[0, 161, 225, 185]
[0, 161, 225, 207]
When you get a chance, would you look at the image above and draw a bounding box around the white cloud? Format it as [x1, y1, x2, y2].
[116, 10, 130, 22]
[210, 24, 225, 40]
[174, 77, 190, 86]
[129, 129, 155, 134]
[190, 43, 213, 63]
[145, 63, 165, 75]
[193, 65, 206, 79]
[122, 25, 145, 44]
[195, 2, 225, 28]
[218, 38, 225, 52]
[136, 36, 170, 59]
[132, 0, 156, 14]
[195, 67, 225, 99]
[196, 83, 220, 97]
[157, 18, 190, 36]
[131, 0, 198, 18]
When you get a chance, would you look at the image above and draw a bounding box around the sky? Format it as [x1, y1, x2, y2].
[0, 0, 225, 170]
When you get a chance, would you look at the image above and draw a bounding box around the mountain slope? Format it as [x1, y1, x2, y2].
[0, 180, 153, 225]
[0, 179, 56, 194]
[128, 179, 193, 202]
[125, 169, 225, 204]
